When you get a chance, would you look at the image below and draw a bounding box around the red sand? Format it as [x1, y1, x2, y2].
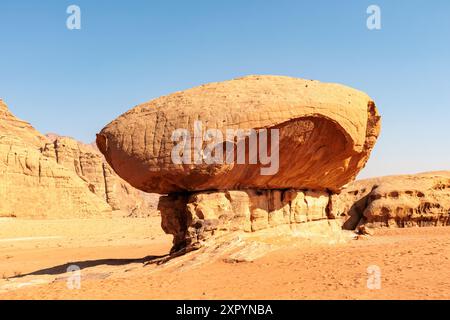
[1, 217, 449, 300]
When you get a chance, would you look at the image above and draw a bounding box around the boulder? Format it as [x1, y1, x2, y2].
[97, 75, 381, 194]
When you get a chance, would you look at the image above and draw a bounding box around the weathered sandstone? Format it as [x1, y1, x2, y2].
[96, 75, 381, 251]
[159, 189, 331, 252]
[0, 100, 110, 218]
[0, 100, 158, 218]
[331, 171, 450, 230]
[43, 135, 159, 217]
[97, 75, 381, 194]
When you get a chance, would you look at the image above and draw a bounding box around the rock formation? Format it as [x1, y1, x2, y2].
[42, 134, 159, 217]
[0, 100, 110, 218]
[97, 75, 381, 251]
[0, 99, 158, 218]
[97, 75, 380, 194]
[331, 171, 450, 231]
[159, 189, 331, 252]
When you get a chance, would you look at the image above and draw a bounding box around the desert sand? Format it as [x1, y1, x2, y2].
[1, 217, 449, 300]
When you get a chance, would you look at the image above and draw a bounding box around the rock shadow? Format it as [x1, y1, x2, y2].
[12, 254, 168, 278]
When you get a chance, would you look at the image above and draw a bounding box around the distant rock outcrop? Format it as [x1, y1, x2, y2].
[0, 99, 158, 218]
[331, 171, 450, 231]
[42, 135, 159, 217]
[0, 100, 110, 218]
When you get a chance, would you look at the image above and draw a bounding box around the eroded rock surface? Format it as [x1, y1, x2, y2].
[97, 75, 381, 194]
[43, 135, 159, 217]
[331, 172, 450, 230]
[96, 75, 381, 251]
[159, 189, 332, 252]
[0, 100, 158, 218]
[0, 100, 110, 218]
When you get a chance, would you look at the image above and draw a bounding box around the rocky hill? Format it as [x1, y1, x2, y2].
[331, 171, 450, 230]
[0, 99, 158, 218]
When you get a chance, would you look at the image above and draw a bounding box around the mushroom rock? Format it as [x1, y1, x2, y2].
[97, 75, 381, 250]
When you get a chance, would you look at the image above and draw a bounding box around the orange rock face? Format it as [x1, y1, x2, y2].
[0, 99, 158, 218]
[331, 171, 450, 230]
[43, 135, 159, 217]
[0, 100, 110, 218]
[159, 189, 332, 252]
[97, 75, 381, 194]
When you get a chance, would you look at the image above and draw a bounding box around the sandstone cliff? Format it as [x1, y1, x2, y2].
[331, 171, 450, 230]
[42, 134, 159, 217]
[0, 99, 158, 218]
[0, 100, 111, 218]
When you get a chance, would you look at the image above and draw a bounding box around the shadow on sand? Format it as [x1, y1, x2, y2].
[13, 254, 169, 278]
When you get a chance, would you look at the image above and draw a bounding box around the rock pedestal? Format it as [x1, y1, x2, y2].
[159, 189, 332, 252]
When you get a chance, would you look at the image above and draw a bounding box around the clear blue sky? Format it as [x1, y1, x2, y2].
[1, 0, 449, 178]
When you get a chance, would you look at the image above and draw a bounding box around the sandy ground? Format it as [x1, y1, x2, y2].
[1, 217, 449, 300]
